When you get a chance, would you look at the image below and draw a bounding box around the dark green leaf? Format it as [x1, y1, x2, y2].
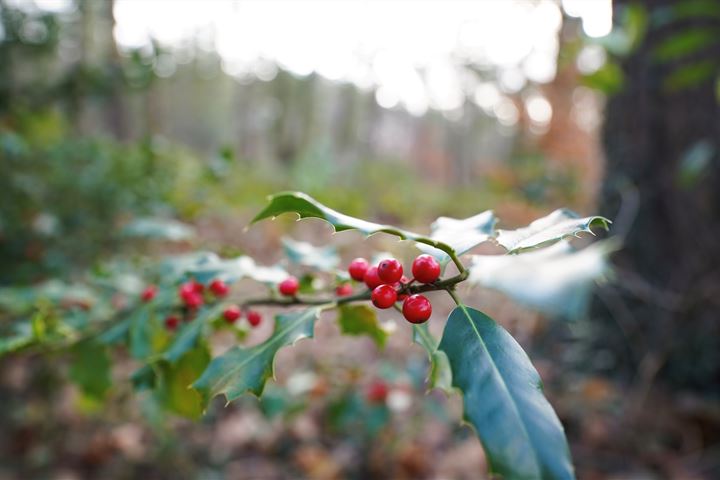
[131, 364, 156, 391]
[337, 304, 389, 348]
[251, 192, 455, 256]
[0, 321, 35, 355]
[193, 307, 323, 405]
[412, 323, 452, 393]
[469, 241, 616, 319]
[495, 209, 610, 254]
[129, 307, 154, 359]
[98, 317, 131, 345]
[156, 344, 211, 419]
[418, 211, 496, 265]
[439, 306, 575, 479]
[162, 305, 222, 363]
[69, 341, 112, 400]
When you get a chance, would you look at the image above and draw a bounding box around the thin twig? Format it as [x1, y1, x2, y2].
[242, 271, 469, 308]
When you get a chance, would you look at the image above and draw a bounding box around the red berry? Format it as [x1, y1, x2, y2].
[223, 305, 242, 324]
[402, 294, 432, 324]
[183, 292, 204, 309]
[336, 283, 353, 297]
[210, 279, 229, 297]
[371, 284, 397, 309]
[164, 315, 180, 330]
[178, 282, 195, 298]
[348, 258, 370, 281]
[412, 254, 441, 283]
[278, 276, 299, 296]
[366, 380, 389, 404]
[247, 310, 262, 327]
[178, 281, 203, 299]
[378, 258, 403, 284]
[141, 285, 157, 302]
[364, 266, 383, 289]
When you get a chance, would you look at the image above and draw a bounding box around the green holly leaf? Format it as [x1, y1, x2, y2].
[131, 364, 156, 391]
[251, 192, 456, 257]
[0, 323, 34, 355]
[129, 307, 153, 359]
[337, 304, 389, 348]
[162, 305, 222, 363]
[496, 208, 611, 254]
[192, 307, 323, 405]
[98, 317, 131, 345]
[69, 341, 112, 400]
[156, 344, 211, 419]
[157, 252, 220, 279]
[439, 306, 575, 480]
[122, 217, 195, 241]
[282, 237, 340, 271]
[128, 307, 169, 359]
[418, 210, 496, 265]
[469, 240, 617, 319]
[412, 323, 452, 393]
[186, 255, 287, 286]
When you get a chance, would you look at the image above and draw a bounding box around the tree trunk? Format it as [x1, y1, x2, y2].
[593, 0, 720, 392]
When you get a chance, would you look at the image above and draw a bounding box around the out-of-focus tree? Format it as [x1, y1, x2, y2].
[593, 0, 720, 392]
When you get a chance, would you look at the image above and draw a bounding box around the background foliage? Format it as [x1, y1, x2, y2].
[1, 0, 719, 479]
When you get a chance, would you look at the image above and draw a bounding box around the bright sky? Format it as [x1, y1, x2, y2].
[23, 0, 612, 117]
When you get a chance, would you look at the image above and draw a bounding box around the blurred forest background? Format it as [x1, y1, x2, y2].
[1, 0, 719, 479]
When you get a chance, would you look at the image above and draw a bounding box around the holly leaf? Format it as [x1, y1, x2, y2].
[156, 344, 211, 419]
[98, 317, 131, 345]
[418, 210, 496, 265]
[128, 307, 153, 359]
[496, 208, 611, 254]
[186, 255, 287, 286]
[469, 240, 616, 318]
[0, 323, 34, 355]
[69, 341, 112, 400]
[251, 192, 455, 256]
[162, 305, 222, 363]
[122, 217, 195, 241]
[337, 304, 389, 348]
[192, 307, 323, 405]
[131, 364, 156, 391]
[439, 306, 575, 479]
[412, 323, 452, 393]
[282, 237, 340, 272]
[157, 252, 220, 280]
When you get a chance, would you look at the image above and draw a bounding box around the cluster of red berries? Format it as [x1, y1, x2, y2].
[348, 254, 441, 324]
[140, 279, 262, 331]
[138, 253, 441, 333]
[221, 306, 262, 329]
